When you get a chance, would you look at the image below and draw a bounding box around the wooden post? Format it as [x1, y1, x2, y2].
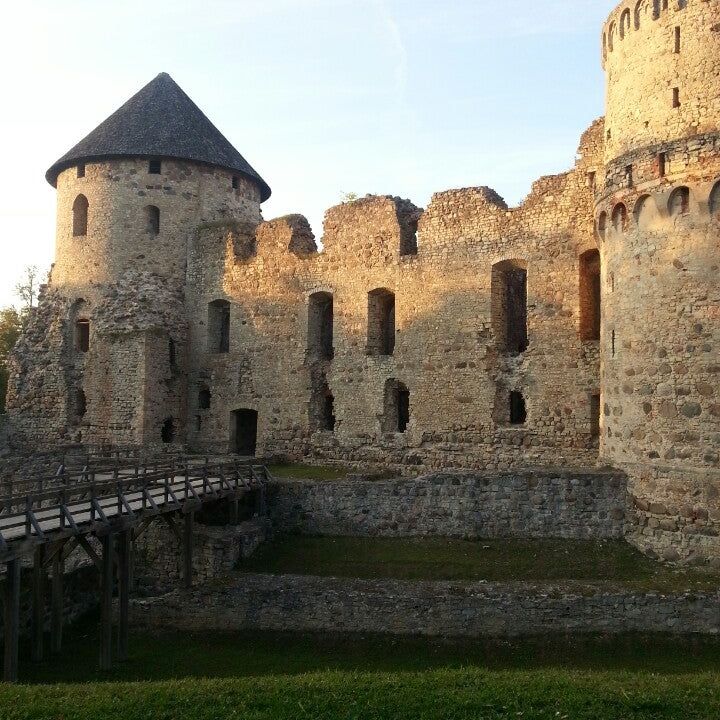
[117, 531, 130, 662]
[99, 534, 114, 671]
[3, 559, 21, 683]
[50, 546, 64, 654]
[32, 546, 46, 663]
[183, 512, 194, 589]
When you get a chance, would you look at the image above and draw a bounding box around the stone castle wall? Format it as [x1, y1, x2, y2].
[186, 120, 606, 472]
[268, 470, 627, 540]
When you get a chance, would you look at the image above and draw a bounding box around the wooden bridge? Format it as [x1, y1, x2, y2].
[0, 450, 270, 682]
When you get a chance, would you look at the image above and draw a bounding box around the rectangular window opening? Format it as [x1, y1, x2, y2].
[674, 26, 681, 53]
[625, 165, 633, 188]
[76, 320, 90, 353]
[77, 164, 85, 178]
[590, 394, 601, 440]
[149, 159, 162, 174]
[672, 87, 680, 108]
[658, 152, 667, 177]
[509, 391, 527, 425]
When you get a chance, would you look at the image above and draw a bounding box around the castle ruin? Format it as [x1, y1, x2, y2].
[4, 0, 719, 564]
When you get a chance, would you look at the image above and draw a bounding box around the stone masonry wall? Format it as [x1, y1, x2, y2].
[186, 120, 606, 473]
[130, 573, 720, 638]
[268, 470, 627, 540]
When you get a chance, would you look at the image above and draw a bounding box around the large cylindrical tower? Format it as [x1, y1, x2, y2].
[7, 73, 270, 449]
[598, 0, 720, 562]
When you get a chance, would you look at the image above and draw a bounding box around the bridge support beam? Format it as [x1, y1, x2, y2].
[99, 533, 114, 672]
[32, 546, 46, 663]
[50, 545, 64, 655]
[183, 512, 194, 589]
[117, 530, 131, 662]
[3, 559, 21, 683]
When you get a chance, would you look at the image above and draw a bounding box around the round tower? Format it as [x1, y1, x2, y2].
[7, 73, 270, 450]
[597, 1, 720, 562]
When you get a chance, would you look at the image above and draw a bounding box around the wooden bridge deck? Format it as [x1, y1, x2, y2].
[0, 453, 271, 682]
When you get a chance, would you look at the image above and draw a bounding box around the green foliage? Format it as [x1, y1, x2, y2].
[241, 536, 720, 591]
[7, 628, 720, 719]
[14, 265, 41, 311]
[0, 306, 22, 413]
[341, 191, 359, 203]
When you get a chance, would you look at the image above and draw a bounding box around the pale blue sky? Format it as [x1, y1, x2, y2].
[0, 0, 617, 307]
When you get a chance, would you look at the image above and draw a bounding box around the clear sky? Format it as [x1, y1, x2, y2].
[0, 0, 617, 308]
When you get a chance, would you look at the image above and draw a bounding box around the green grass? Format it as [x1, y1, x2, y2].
[268, 463, 350, 480]
[6, 627, 720, 719]
[240, 535, 720, 591]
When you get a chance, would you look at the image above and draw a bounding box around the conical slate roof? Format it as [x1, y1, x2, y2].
[46, 73, 271, 201]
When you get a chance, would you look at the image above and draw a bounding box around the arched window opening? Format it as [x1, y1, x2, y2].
[144, 205, 160, 235]
[308, 292, 334, 360]
[633, 195, 657, 230]
[161, 417, 175, 443]
[611, 203, 628, 233]
[602, 33, 608, 62]
[367, 289, 396, 356]
[620, 9, 631, 38]
[709, 181, 720, 221]
[198, 385, 211, 410]
[74, 388, 87, 421]
[634, 1, 643, 29]
[608, 22, 616, 51]
[72, 194, 88, 237]
[509, 391, 527, 425]
[382, 379, 409, 433]
[590, 394, 601, 440]
[652, 0, 661, 19]
[668, 187, 690, 217]
[597, 212, 607, 242]
[208, 300, 231, 354]
[491, 260, 528, 354]
[579, 250, 601, 342]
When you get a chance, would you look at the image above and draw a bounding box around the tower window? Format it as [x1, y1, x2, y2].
[149, 159, 162, 174]
[308, 292, 334, 360]
[198, 385, 211, 410]
[72, 194, 89, 237]
[625, 165, 633, 188]
[144, 205, 160, 235]
[77, 164, 85, 178]
[674, 27, 681, 53]
[579, 250, 601, 342]
[232, 176, 239, 190]
[611, 330, 616, 357]
[672, 88, 680, 108]
[509, 391, 527, 425]
[590, 394, 601, 439]
[168, 338, 176, 368]
[74, 388, 87, 421]
[208, 299, 231, 354]
[367, 289, 396, 356]
[658, 152, 667, 177]
[161, 417, 175, 443]
[75, 320, 90, 353]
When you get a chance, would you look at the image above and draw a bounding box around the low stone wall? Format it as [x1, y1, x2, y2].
[134, 518, 268, 591]
[131, 573, 720, 637]
[268, 470, 628, 540]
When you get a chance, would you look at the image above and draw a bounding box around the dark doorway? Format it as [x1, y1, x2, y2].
[509, 391, 527, 425]
[233, 409, 258, 456]
[161, 417, 175, 443]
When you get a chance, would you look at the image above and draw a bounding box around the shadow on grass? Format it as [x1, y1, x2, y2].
[18, 618, 720, 685]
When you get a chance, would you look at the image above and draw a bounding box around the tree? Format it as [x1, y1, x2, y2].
[341, 192, 359, 203]
[0, 307, 22, 413]
[14, 264, 40, 311]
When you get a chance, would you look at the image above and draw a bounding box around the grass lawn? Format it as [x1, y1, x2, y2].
[267, 463, 350, 480]
[240, 535, 720, 591]
[5, 626, 720, 719]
